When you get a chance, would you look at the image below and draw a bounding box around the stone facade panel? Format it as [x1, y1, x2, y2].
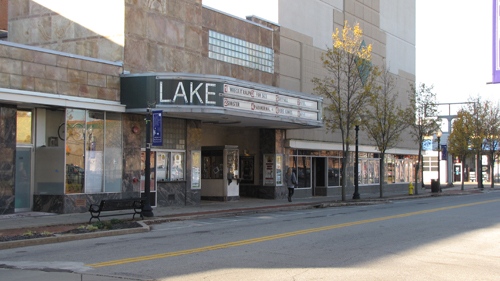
[88, 72, 107, 88]
[51, 14, 75, 42]
[97, 87, 119, 102]
[33, 51, 58, 66]
[165, 17, 185, 48]
[34, 77, 57, 93]
[56, 56, 79, 69]
[124, 37, 148, 72]
[44, 65, 68, 82]
[0, 58, 22, 75]
[184, 24, 202, 53]
[67, 69, 88, 84]
[22, 61, 45, 79]
[10, 74, 35, 91]
[125, 5, 146, 36]
[57, 81, 80, 96]
[0, 73, 9, 87]
[106, 75, 120, 90]
[7, 0, 29, 19]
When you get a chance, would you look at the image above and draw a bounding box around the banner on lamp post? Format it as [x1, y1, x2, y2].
[152, 110, 163, 146]
[441, 145, 447, 160]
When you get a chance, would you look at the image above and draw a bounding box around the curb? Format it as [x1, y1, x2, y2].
[0, 221, 150, 250]
[0, 190, 483, 250]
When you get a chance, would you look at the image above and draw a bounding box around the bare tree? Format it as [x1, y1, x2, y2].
[406, 83, 440, 194]
[463, 97, 499, 188]
[312, 21, 379, 201]
[482, 102, 500, 188]
[363, 64, 408, 197]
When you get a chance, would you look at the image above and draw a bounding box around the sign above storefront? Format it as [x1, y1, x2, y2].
[157, 78, 319, 121]
[120, 73, 323, 128]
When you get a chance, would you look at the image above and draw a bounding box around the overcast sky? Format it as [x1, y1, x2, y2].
[202, 0, 500, 108]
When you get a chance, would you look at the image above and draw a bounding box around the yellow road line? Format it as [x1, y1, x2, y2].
[87, 199, 500, 268]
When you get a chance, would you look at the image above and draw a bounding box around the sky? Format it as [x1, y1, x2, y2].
[202, 0, 500, 108]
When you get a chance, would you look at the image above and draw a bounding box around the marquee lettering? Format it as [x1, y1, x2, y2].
[159, 81, 217, 105]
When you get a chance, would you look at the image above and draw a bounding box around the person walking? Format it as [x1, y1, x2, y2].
[285, 167, 297, 202]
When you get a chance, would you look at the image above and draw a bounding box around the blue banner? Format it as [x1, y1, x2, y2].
[152, 110, 163, 146]
[441, 144, 447, 160]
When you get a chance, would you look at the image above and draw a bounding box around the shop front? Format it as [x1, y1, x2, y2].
[121, 73, 323, 205]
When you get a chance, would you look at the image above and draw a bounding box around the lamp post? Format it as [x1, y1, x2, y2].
[353, 124, 360, 199]
[436, 130, 442, 192]
[142, 108, 154, 217]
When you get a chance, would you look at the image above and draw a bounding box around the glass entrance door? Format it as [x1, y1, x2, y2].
[15, 147, 32, 210]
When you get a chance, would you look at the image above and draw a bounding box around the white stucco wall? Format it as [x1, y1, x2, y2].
[279, 0, 343, 49]
[380, 0, 416, 76]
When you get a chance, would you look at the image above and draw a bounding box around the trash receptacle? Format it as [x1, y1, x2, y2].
[431, 179, 440, 193]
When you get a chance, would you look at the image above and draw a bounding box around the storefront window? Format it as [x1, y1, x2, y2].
[327, 157, 342, 186]
[359, 158, 380, 185]
[64, 109, 123, 194]
[16, 110, 32, 144]
[85, 111, 104, 193]
[171, 152, 185, 181]
[395, 158, 415, 183]
[385, 155, 395, 183]
[65, 109, 86, 194]
[104, 112, 122, 192]
[288, 155, 311, 188]
[141, 150, 185, 186]
[141, 151, 156, 192]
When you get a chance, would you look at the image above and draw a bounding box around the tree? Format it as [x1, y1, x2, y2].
[463, 97, 499, 188]
[447, 110, 472, 190]
[312, 21, 379, 201]
[482, 101, 500, 188]
[363, 64, 408, 197]
[406, 83, 440, 194]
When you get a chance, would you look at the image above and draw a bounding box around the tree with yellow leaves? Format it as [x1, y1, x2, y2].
[312, 21, 379, 201]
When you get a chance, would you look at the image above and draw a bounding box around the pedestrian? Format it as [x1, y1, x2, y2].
[285, 167, 297, 202]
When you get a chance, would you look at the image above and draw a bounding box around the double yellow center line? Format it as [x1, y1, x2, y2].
[88, 199, 499, 268]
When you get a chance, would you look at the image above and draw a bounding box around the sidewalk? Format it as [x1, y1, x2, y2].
[0, 183, 489, 245]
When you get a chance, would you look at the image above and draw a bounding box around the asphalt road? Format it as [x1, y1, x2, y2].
[1, 190, 499, 280]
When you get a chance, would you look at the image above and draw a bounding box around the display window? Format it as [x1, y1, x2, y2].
[63, 109, 123, 194]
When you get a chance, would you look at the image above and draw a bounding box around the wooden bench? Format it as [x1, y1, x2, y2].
[89, 198, 144, 223]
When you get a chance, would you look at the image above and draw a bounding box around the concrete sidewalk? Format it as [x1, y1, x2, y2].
[0, 182, 487, 232]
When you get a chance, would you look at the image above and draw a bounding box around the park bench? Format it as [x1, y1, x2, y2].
[89, 198, 144, 223]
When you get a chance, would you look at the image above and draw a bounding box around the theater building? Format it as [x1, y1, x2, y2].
[0, 0, 416, 214]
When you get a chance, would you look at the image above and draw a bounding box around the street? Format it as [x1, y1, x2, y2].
[1, 190, 500, 280]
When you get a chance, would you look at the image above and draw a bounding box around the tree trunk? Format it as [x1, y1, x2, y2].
[341, 153, 347, 201]
[490, 154, 495, 188]
[379, 153, 385, 198]
[460, 155, 465, 191]
[477, 151, 483, 189]
[415, 143, 423, 195]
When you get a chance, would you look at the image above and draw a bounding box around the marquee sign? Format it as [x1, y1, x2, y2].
[157, 78, 319, 121]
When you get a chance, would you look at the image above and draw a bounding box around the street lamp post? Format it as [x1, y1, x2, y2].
[437, 130, 442, 192]
[142, 108, 154, 217]
[353, 124, 360, 199]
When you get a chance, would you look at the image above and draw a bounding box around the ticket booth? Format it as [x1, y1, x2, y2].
[201, 146, 240, 201]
